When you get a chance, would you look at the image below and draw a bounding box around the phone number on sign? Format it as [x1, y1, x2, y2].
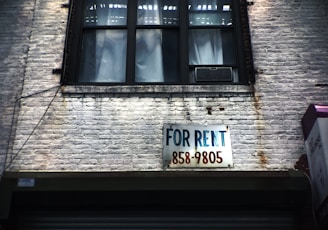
[169, 151, 223, 165]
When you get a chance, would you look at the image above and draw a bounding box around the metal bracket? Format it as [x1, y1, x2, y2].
[52, 68, 62, 75]
[61, 3, 70, 8]
[241, 0, 254, 6]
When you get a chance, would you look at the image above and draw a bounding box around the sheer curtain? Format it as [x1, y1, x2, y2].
[80, 30, 127, 83]
[136, 0, 164, 82]
[189, 29, 223, 65]
[135, 29, 164, 82]
[95, 30, 127, 82]
[80, 0, 127, 83]
[188, 0, 223, 65]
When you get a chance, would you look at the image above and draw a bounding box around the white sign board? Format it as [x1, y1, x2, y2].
[305, 118, 328, 209]
[163, 124, 233, 168]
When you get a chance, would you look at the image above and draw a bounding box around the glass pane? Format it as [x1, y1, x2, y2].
[136, 29, 179, 82]
[137, 0, 179, 25]
[189, 29, 223, 65]
[221, 30, 236, 65]
[80, 30, 127, 83]
[188, 0, 232, 26]
[85, 0, 128, 26]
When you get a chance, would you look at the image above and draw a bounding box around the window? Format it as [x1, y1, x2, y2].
[62, 0, 254, 85]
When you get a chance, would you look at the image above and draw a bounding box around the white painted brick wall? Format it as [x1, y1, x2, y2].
[0, 0, 37, 175]
[2, 0, 328, 172]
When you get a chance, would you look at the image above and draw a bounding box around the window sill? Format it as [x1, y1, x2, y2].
[61, 84, 254, 95]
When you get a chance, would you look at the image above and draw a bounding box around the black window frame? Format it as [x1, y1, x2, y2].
[61, 0, 254, 85]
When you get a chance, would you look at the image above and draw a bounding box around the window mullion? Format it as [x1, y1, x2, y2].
[126, 0, 137, 84]
[179, 1, 189, 84]
[65, 0, 84, 84]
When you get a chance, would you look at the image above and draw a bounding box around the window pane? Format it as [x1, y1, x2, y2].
[221, 30, 236, 65]
[80, 30, 127, 83]
[84, 0, 128, 26]
[136, 29, 179, 82]
[188, 0, 232, 26]
[137, 0, 179, 25]
[189, 29, 223, 65]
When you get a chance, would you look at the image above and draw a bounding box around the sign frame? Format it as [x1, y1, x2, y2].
[163, 124, 233, 168]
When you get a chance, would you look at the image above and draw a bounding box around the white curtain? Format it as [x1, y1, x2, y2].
[189, 29, 223, 65]
[135, 29, 164, 82]
[95, 30, 127, 82]
[80, 0, 127, 83]
[188, 0, 223, 65]
[136, 0, 164, 82]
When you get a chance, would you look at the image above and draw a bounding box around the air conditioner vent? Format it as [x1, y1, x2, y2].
[195, 67, 232, 82]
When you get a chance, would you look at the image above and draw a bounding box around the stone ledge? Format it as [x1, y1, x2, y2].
[61, 84, 254, 95]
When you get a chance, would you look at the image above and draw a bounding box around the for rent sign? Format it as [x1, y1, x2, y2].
[163, 124, 233, 168]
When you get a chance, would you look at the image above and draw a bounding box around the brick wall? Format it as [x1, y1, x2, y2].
[2, 0, 328, 172]
[0, 0, 36, 176]
[249, 0, 328, 168]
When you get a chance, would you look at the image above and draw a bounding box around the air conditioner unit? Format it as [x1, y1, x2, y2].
[195, 67, 232, 82]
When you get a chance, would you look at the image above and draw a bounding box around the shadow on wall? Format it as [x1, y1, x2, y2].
[0, 0, 36, 176]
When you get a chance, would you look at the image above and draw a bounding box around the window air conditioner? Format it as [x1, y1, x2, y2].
[195, 67, 232, 82]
